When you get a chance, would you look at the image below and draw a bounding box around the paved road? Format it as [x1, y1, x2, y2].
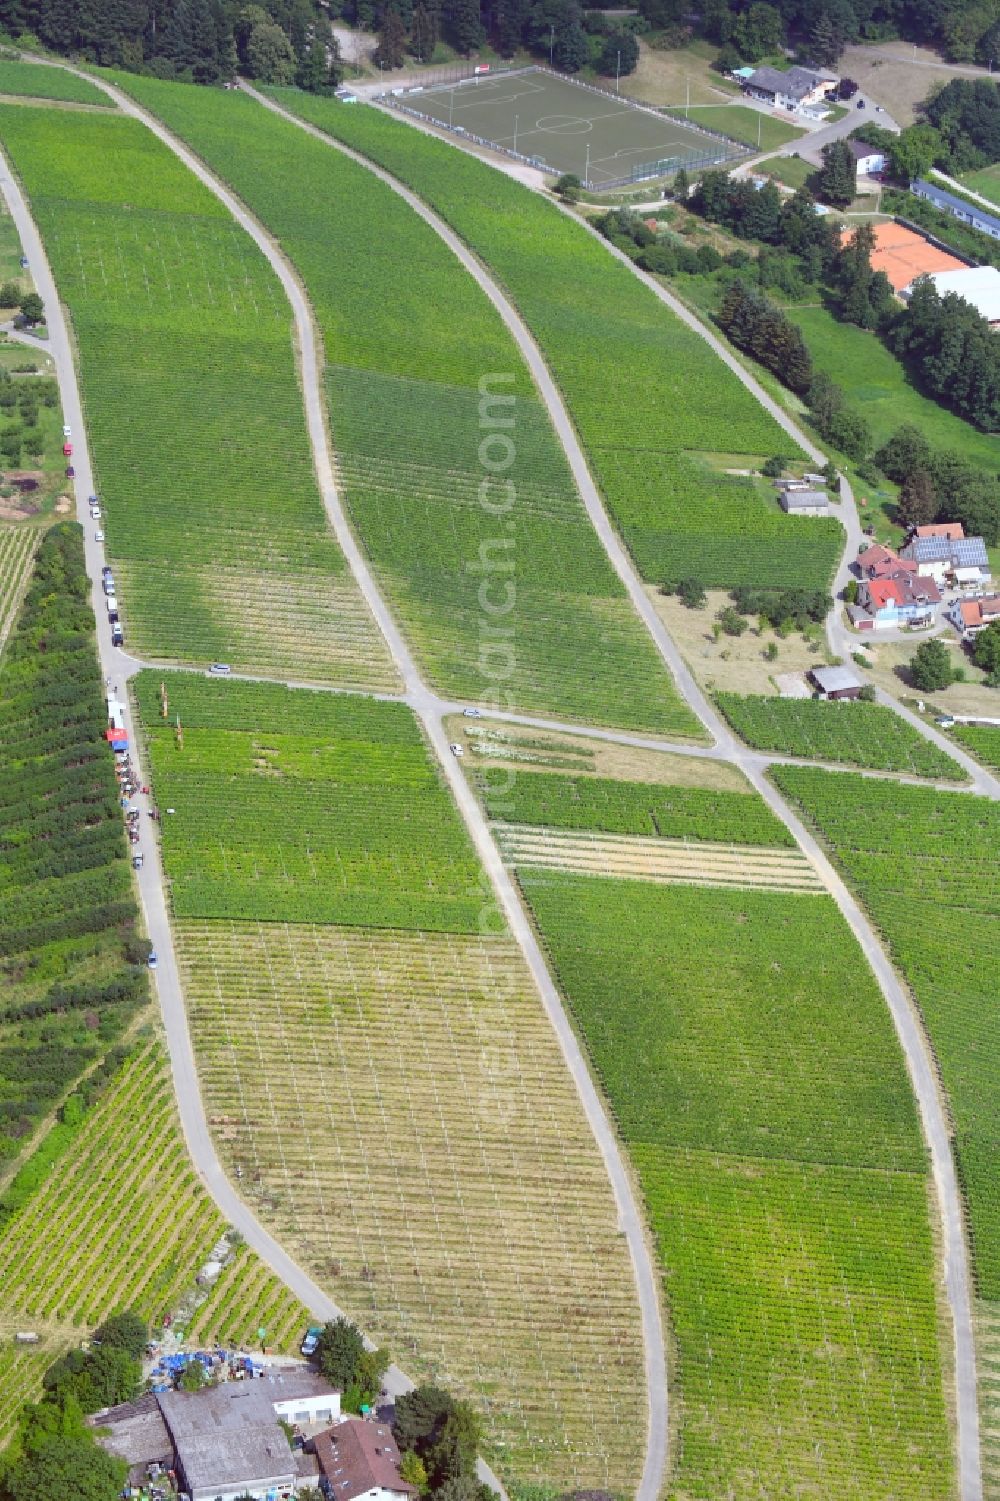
[247, 87, 983, 1499]
[14, 60, 986, 1499]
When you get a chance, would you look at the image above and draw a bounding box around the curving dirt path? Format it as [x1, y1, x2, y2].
[9, 59, 985, 1500]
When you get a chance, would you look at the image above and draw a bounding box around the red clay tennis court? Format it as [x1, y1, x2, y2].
[842, 221, 965, 292]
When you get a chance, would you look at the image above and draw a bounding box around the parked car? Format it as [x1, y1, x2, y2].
[449, 743, 464, 757]
[133, 852, 144, 870]
[463, 708, 482, 718]
[90, 505, 101, 519]
[147, 950, 158, 969]
[111, 622, 123, 646]
[65, 465, 75, 478]
[300, 1325, 323, 1357]
[95, 529, 104, 542]
[856, 98, 865, 108]
[62, 424, 72, 437]
[935, 716, 956, 729]
[208, 662, 232, 676]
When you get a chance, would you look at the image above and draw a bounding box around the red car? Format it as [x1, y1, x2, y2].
[62, 442, 73, 457]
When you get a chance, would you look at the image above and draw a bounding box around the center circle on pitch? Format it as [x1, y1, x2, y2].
[535, 113, 594, 135]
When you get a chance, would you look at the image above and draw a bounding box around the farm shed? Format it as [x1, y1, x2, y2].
[779, 488, 828, 514]
[809, 666, 864, 700]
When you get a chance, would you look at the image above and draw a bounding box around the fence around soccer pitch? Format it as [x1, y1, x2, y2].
[378, 63, 748, 188]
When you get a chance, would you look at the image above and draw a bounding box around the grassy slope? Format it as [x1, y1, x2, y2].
[113, 74, 699, 738]
[960, 163, 1000, 209]
[0, 104, 394, 688]
[0, 58, 108, 104]
[773, 766, 1000, 1300]
[250, 89, 851, 598]
[785, 304, 999, 470]
[522, 870, 951, 1500]
[133, 672, 648, 1490]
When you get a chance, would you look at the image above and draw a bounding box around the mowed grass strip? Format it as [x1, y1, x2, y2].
[715, 691, 966, 779]
[115, 75, 699, 737]
[475, 765, 795, 844]
[176, 917, 647, 1492]
[664, 102, 806, 150]
[257, 89, 846, 598]
[519, 870, 951, 1498]
[0, 59, 109, 105]
[0, 106, 394, 688]
[133, 672, 483, 932]
[773, 765, 1000, 1300]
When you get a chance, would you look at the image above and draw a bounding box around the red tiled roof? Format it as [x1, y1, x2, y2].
[866, 575, 941, 608]
[314, 1421, 417, 1501]
[858, 544, 916, 579]
[958, 596, 1000, 628]
[915, 522, 965, 540]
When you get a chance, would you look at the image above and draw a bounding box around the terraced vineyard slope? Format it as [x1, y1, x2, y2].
[476, 757, 953, 1498]
[112, 72, 701, 736]
[954, 723, 1000, 771]
[773, 768, 1000, 1299]
[132, 670, 647, 1492]
[261, 86, 843, 595]
[715, 692, 966, 779]
[0, 103, 394, 688]
[0, 522, 145, 1167]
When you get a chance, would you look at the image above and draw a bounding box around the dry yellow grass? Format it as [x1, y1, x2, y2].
[838, 42, 982, 125]
[443, 712, 751, 789]
[624, 38, 737, 108]
[652, 587, 831, 694]
[176, 919, 647, 1492]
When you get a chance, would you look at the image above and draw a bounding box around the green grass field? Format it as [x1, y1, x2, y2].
[715, 692, 966, 778]
[0, 59, 108, 105]
[960, 163, 1000, 208]
[773, 766, 1000, 1301]
[249, 87, 840, 599]
[785, 302, 1000, 472]
[756, 150, 814, 189]
[521, 871, 951, 1499]
[665, 102, 805, 151]
[0, 105, 394, 688]
[113, 75, 699, 737]
[133, 673, 483, 931]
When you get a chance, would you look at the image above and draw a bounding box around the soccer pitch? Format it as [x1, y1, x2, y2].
[392, 67, 745, 188]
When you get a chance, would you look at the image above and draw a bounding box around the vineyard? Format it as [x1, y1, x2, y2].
[0, 1346, 49, 1448]
[495, 824, 822, 890]
[113, 74, 699, 737]
[977, 1300, 1000, 1500]
[0, 104, 394, 689]
[133, 672, 483, 931]
[0, 524, 36, 657]
[772, 766, 1000, 1300]
[0, 523, 145, 1158]
[175, 917, 646, 1491]
[0, 59, 108, 105]
[520, 870, 951, 1498]
[954, 723, 1000, 770]
[0, 1038, 309, 1444]
[256, 87, 846, 597]
[715, 692, 966, 779]
[475, 766, 795, 845]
